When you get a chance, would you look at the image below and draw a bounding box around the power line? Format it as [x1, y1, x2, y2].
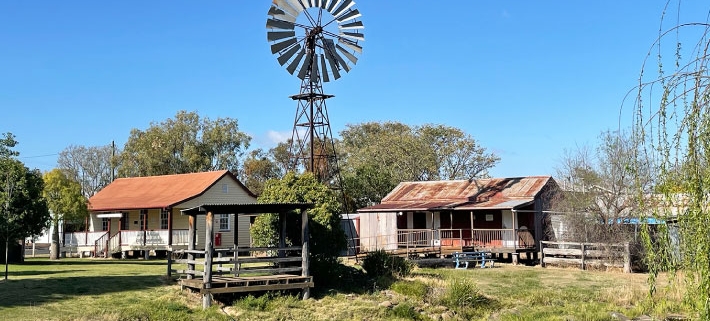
[19, 153, 58, 159]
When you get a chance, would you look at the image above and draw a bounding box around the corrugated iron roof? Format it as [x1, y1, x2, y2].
[359, 176, 553, 212]
[89, 170, 254, 211]
[455, 198, 534, 210]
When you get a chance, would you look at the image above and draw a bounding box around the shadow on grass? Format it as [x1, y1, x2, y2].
[8, 269, 87, 277]
[0, 274, 168, 308]
[21, 259, 167, 266]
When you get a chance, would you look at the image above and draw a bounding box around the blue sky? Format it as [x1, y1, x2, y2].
[1, 1, 708, 178]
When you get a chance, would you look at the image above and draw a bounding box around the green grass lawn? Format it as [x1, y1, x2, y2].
[0, 258, 691, 320]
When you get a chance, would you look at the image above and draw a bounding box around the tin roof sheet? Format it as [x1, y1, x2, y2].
[359, 176, 553, 212]
[88, 170, 254, 211]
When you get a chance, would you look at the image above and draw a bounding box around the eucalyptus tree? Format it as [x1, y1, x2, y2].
[57, 144, 116, 198]
[119, 111, 251, 177]
[240, 149, 284, 195]
[338, 122, 499, 208]
[631, 2, 710, 317]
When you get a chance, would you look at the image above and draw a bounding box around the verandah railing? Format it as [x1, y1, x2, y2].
[357, 228, 537, 253]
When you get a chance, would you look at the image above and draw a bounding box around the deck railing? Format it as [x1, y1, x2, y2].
[172, 229, 189, 245]
[63, 231, 107, 247]
[355, 228, 537, 254]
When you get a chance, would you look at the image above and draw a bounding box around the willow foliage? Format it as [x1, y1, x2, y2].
[632, 1, 710, 317]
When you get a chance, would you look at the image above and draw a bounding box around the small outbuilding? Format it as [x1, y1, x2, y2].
[357, 176, 558, 257]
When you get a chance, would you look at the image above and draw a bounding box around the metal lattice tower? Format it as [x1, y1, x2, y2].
[289, 74, 338, 183]
[266, 0, 364, 184]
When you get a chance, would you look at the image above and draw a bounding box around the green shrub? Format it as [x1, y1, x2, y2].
[391, 280, 429, 299]
[440, 278, 489, 309]
[389, 302, 422, 320]
[235, 294, 273, 311]
[362, 250, 413, 278]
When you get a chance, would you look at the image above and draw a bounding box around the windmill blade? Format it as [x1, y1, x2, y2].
[339, 21, 364, 30]
[297, 53, 313, 80]
[266, 18, 295, 30]
[310, 54, 320, 83]
[286, 50, 306, 74]
[336, 44, 358, 64]
[286, 0, 306, 13]
[336, 9, 361, 23]
[320, 0, 330, 9]
[338, 38, 362, 53]
[320, 54, 330, 82]
[278, 44, 302, 65]
[271, 37, 298, 54]
[272, 0, 299, 17]
[332, 0, 355, 17]
[268, 6, 296, 23]
[268, 31, 296, 42]
[333, 51, 350, 72]
[323, 40, 341, 80]
[324, 38, 349, 72]
[326, 0, 341, 13]
[340, 31, 364, 41]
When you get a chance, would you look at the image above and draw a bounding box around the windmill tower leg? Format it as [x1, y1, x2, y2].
[289, 75, 337, 183]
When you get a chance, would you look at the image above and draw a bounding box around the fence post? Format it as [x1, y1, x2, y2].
[167, 250, 172, 277]
[540, 241, 546, 268]
[580, 243, 586, 271]
[623, 242, 631, 273]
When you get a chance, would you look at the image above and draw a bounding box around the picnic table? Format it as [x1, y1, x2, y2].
[453, 251, 495, 269]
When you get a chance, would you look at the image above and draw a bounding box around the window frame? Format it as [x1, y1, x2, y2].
[160, 209, 169, 230]
[218, 214, 230, 232]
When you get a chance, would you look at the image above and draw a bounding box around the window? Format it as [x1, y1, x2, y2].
[120, 212, 129, 230]
[101, 218, 109, 231]
[139, 209, 148, 230]
[218, 214, 230, 231]
[160, 209, 169, 229]
[222, 184, 229, 193]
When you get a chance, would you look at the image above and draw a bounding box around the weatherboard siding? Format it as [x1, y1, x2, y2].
[175, 175, 256, 249]
[177, 175, 256, 209]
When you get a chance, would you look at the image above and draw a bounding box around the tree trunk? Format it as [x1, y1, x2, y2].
[50, 218, 60, 260]
[4, 235, 9, 280]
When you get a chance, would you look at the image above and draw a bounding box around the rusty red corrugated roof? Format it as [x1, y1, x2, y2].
[359, 176, 554, 212]
[88, 170, 253, 211]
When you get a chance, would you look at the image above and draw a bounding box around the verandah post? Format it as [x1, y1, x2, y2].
[203, 211, 214, 309]
[301, 208, 310, 300]
[187, 215, 195, 280]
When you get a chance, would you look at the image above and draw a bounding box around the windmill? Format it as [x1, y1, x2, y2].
[266, 0, 364, 183]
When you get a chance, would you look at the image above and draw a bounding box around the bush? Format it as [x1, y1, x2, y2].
[311, 257, 368, 293]
[361, 250, 413, 278]
[388, 302, 422, 320]
[391, 280, 429, 299]
[440, 278, 490, 309]
[235, 294, 273, 312]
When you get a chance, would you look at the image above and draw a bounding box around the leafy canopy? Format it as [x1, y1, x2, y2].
[119, 110, 250, 176]
[43, 169, 88, 224]
[0, 135, 50, 241]
[251, 172, 346, 264]
[338, 122, 499, 208]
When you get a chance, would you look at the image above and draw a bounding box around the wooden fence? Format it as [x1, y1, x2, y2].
[540, 241, 631, 273]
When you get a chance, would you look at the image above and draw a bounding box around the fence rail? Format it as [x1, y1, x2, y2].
[540, 241, 631, 273]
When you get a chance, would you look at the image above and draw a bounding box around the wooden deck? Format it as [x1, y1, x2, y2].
[180, 274, 314, 294]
